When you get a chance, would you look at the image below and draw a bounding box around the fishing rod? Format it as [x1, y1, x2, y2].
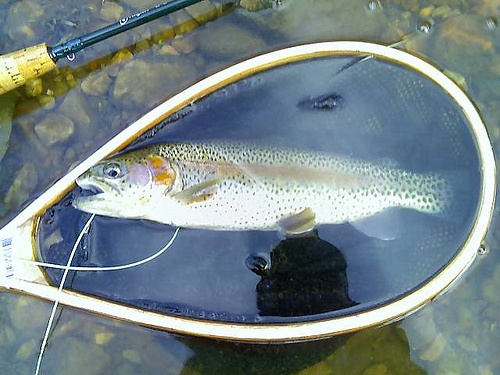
[0, 0, 206, 95]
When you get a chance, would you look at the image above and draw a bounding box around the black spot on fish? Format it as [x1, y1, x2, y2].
[297, 93, 344, 111]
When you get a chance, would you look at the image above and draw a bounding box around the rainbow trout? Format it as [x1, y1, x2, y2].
[73, 142, 453, 236]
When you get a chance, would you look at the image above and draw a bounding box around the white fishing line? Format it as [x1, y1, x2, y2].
[34, 213, 95, 375]
[22, 226, 180, 272]
[33, 216, 180, 374]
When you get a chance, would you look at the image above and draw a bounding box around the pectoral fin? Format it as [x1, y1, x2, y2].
[173, 178, 220, 205]
[279, 208, 316, 236]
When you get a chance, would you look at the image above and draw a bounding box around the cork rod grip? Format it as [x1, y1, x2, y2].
[0, 43, 56, 95]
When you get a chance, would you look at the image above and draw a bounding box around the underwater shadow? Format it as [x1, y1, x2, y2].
[178, 324, 426, 375]
[247, 229, 358, 318]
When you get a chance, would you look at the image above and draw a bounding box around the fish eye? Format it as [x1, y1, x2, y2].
[103, 162, 122, 179]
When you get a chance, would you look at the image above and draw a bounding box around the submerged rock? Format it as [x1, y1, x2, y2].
[113, 58, 196, 108]
[55, 338, 111, 375]
[81, 71, 112, 96]
[99, 1, 124, 22]
[8, 295, 47, 330]
[58, 90, 91, 127]
[4, 162, 38, 211]
[110, 49, 134, 67]
[35, 113, 75, 146]
[196, 22, 268, 60]
[271, 0, 389, 42]
[4, 0, 44, 41]
[171, 34, 196, 54]
[122, 349, 142, 364]
[432, 14, 496, 74]
[419, 333, 446, 362]
[24, 78, 43, 97]
[482, 275, 500, 303]
[473, 0, 500, 18]
[456, 334, 478, 353]
[170, 9, 199, 35]
[155, 43, 181, 56]
[15, 339, 37, 360]
[185, 0, 220, 24]
[37, 94, 56, 109]
[240, 0, 275, 12]
[94, 330, 115, 346]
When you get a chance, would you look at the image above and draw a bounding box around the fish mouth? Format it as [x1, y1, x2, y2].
[77, 182, 105, 196]
[73, 176, 119, 211]
[75, 175, 117, 196]
[71, 176, 116, 214]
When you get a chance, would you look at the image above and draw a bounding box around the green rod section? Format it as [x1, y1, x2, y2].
[49, 0, 204, 61]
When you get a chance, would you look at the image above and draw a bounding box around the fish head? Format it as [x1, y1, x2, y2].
[72, 151, 177, 220]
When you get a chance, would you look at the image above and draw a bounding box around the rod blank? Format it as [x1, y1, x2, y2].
[49, 0, 204, 61]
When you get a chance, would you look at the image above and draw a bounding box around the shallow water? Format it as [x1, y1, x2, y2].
[1, 0, 499, 374]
